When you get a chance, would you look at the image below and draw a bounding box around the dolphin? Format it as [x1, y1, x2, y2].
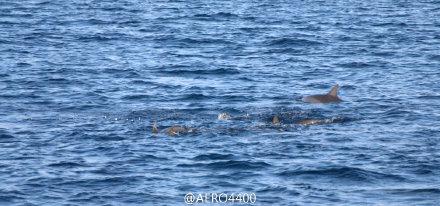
[296, 117, 346, 126]
[152, 122, 196, 136]
[296, 119, 326, 126]
[272, 115, 280, 125]
[166, 126, 195, 136]
[218, 112, 231, 120]
[303, 84, 342, 103]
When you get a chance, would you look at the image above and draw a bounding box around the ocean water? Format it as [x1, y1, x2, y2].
[1, 0, 440, 205]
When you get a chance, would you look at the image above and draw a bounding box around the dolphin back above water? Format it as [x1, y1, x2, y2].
[302, 84, 342, 104]
[152, 122, 196, 136]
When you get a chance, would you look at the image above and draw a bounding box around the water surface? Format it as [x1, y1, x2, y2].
[1, 0, 440, 205]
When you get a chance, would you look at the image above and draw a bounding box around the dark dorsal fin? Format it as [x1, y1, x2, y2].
[327, 84, 339, 97]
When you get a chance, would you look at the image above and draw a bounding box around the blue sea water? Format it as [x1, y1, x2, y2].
[1, 0, 440, 205]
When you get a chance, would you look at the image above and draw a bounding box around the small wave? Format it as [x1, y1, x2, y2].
[57, 176, 144, 187]
[178, 160, 270, 170]
[382, 107, 414, 118]
[159, 68, 240, 75]
[372, 51, 395, 57]
[0, 133, 14, 139]
[417, 95, 440, 100]
[428, 54, 440, 61]
[209, 180, 240, 188]
[193, 12, 239, 19]
[179, 37, 235, 45]
[336, 61, 373, 68]
[121, 94, 151, 100]
[238, 27, 266, 32]
[0, 20, 19, 26]
[77, 35, 116, 42]
[124, 155, 169, 164]
[130, 80, 152, 85]
[371, 22, 408, 27]
[103, 68, 140, 78]
[94, 134, 125, 141]
[278, 166, 406, 183]
[386, 188, 440, 195]
[207, 160, 271, 170]
[47, 161, 86, 168]
[100, 7, 125, 12]
[266, 37, 323, 47]
[139, 154, 168, 161]
[47, 77, 69, 83]
[86, 18, 115, 25]
[76, 33, 135, 42]
[264, 48, 304, 54]
[16, 62, 31, 67]
[192, 153, 235, 161]
[257, 185, 288, 193]
[180, 93, 211, 101]
[336, 35, 361, 41]
[0, 132, 15, 143]
[0, 189, 25, 204]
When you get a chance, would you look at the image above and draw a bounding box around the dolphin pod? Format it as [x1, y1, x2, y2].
[152, 84, 343, 136]
[302, 84, 341, 104]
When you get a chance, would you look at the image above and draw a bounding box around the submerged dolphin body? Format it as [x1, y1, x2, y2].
[296, 119, 329, 126]
[165, 126, 195, 136]
[271, 115, 342, 126]
[152, 122, 195, 136]
[303, 84, 342, 104]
